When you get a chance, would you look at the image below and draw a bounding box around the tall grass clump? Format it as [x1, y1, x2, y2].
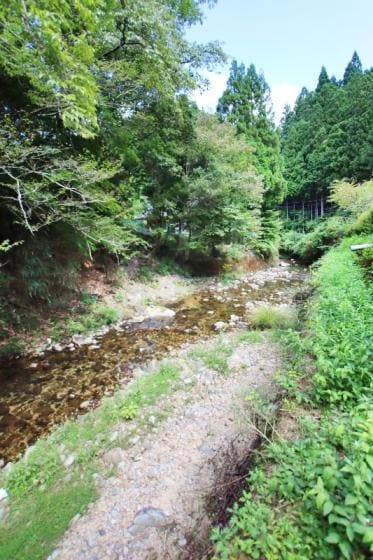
[250, 304, 297, 330]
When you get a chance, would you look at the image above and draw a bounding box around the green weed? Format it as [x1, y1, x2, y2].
[190, 340, 232, 375]
[250, 305, 297, 330]
[0, 480, 96, 560]
[0, 360, 181, 560]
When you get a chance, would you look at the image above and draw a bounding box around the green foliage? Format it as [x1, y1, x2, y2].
[0, 0, 225, 285]
[114, 362, 181, 419]
[281, 216, 347, 261]
[348, 207, 373, 235]
[308, 236, 373, 406]
[212, 403, 373, 560]
[0, 339, 26, 358]
[6, 446, 62, 499]
[0, 481, 96, 560]
[212, 236, 373, 559]
[329, 179, 373, 215]
[67, 305, 119, 335]
[119, 402, 139, 421]
[217, 60, 286, 256]
[189, 338, 233, 375]
[250, 305, 297, 330]
[281, 55, 373, 201]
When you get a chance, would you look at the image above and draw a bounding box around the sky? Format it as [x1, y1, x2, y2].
[187, 0, 373, 123]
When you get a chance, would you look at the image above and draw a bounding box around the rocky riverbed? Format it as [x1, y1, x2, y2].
[0, 262, 307, 463]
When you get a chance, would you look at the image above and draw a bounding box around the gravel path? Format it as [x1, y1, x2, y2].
[53, 335, 281, 560]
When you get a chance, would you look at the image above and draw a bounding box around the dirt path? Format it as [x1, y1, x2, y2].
[52, 334, 281, 560]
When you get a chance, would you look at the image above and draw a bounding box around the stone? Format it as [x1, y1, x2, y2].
[0, 489, 8, 502]
[79, 400, 90, 409]
[63, 455, 75, 468]
[230, 314, 240, 322]
[214, 321, 226, 330]
[129, 507, 170, 533]
[102, 447, 124, 466]
[47, 549, 61, 560]
[146, 306, 176, 320]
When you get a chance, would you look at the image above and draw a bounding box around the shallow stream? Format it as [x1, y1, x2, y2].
[0, 264, 308, 462]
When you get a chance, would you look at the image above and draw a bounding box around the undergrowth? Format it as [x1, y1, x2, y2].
[0, 360, 181, 560]
[212, 235, 373, 560]
[250, 304, 297, 330]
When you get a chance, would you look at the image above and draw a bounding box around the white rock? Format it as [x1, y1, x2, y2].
[146, 306, 176, 320]
[214, 321, 226, 330]
[0, 489, 8, 502]
[63, 455, 75, 468]
[79, 400, 90, 409]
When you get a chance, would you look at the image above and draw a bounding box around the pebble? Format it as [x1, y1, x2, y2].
[214, 321, 226, 330]
[80, 400, 90, 409]
[64, 455, 75, 468]
[130, 507, 170, 532]
[0, 489, 8, 502]
[47, 549, 61, 560]
[0, 507, 7, 521]
[110, 431, 119, 442]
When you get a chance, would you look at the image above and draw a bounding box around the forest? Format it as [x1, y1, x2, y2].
[0, 1, 372, 309]
[0, 1, 372, 560]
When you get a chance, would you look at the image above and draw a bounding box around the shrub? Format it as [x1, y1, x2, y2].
[348, 207, 373, 235]
[308, 236, 372, 406]
[250, 305, 297, 330]
[281, 217, 347, 261]
[212, 235, 373, 560]
[212, 402, 373, 560]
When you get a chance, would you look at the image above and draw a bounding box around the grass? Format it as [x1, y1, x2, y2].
[188, 330, 264, 375]
[189, 338, 233, 375]
[0, 325, 270, 559]
[66, 304, 119, 335]
[0, 360, 181, 560]
[0, 480, 96, 560]
[250, 304, 297, 330]
[234, 330, 264, 344]
[211, 235, 373, 560]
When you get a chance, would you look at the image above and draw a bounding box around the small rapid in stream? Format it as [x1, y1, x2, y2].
[0, 263, 308, 463]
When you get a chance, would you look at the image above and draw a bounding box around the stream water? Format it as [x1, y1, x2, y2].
[0, 264, 308, 463]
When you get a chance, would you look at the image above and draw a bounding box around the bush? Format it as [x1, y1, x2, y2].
[212, 402, 373, 560]
[308, 236, 372, 406]
[281, 217, 347, 261]
[212, 235, 373, 560]
[348, 207, 373, 235]
[250, 305, 297, 330]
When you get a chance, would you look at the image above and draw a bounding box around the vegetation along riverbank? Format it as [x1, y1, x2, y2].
[0, 1, 372, 559]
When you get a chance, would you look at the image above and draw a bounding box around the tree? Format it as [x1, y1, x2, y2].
[182, 114, 263, 255]
[217, 61, 286, 257]
[0, 0, 225, 262]
[316, 66, 330, 91]
[343, 51, 363, 85]
[281, 55, 373, 203]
